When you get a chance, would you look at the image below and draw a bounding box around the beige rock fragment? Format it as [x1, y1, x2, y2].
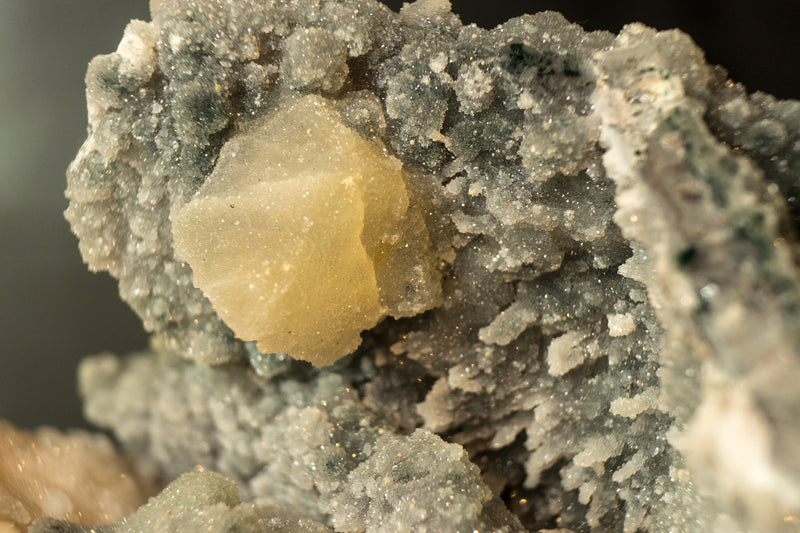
[606, 312, 636, 337]
[0, 421, 154, 531]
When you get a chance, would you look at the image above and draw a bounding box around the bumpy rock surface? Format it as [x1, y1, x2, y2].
[77, 350, 523, 532]
[65, 0, 800, 531]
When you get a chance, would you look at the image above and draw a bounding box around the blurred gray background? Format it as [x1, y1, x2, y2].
[1, 0, 796, 429]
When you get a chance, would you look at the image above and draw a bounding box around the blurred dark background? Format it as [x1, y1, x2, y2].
[0, 0, 796, 429]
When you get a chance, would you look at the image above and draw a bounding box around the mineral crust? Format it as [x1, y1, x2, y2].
[63, 0, 800, 531]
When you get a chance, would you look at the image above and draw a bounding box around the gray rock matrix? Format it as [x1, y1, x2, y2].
[60, 0, 800, 531]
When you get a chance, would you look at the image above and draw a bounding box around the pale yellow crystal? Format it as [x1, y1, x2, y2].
[173, 95, 441, 366]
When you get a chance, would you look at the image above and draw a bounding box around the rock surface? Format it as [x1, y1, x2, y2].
[64, 0, 800, 531]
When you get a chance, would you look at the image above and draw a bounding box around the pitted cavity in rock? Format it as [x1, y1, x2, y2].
[172, 95, 441, 367]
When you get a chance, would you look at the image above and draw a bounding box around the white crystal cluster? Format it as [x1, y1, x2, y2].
[54, 0, 800, 531]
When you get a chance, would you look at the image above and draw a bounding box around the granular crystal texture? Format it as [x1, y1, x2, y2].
[78, 350, 524, 532]
[594, 24, 800, 530]
[66, 0, 800, 531]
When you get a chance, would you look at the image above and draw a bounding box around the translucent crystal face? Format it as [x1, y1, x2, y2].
[172, 95, 441, 366]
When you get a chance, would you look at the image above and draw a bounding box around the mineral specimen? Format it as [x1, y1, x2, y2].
[60, 0, 800, 531]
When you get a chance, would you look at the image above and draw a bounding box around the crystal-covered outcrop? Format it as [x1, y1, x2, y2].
[62, 0, 800, 531]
